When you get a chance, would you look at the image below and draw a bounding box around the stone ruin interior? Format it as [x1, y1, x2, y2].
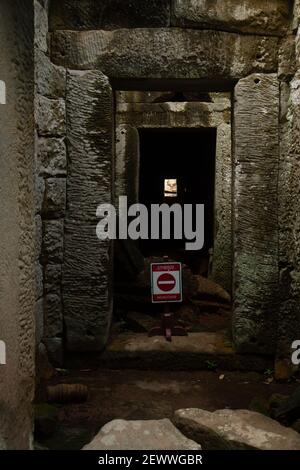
[2, 0, 300, 452]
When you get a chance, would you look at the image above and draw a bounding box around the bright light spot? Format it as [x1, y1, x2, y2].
[164, 179, 177, 198]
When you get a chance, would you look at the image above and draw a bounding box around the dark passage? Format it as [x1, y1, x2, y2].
[138, 128, 217, 274]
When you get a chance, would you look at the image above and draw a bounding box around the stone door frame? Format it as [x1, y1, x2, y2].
[57, 29, 280, 354]
[115, 92, 232, 292]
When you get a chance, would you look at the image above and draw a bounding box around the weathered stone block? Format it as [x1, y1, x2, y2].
[42, 178, 66, 217]
[293, 0, 300, 30]
[42, 220, 64, 263]
[233, 74, 279, 354]
[50, 0, 170, 30]
[83, 419, 201, 450]
[171, 0, 290, 36]
[63, 70, 113, 351]
[37, 137, 67, 176]
[173, 408, 300, 450]
[35, 0, 48, 52]
[278, 72, 300, 360]
[44, 293, 63, 337]
[35, 49, 66, 98]
[44, 264, 62, 296]
[278, 35, 296, 81]
[36, 95, 66, 136]
[51, 29, 278, 79]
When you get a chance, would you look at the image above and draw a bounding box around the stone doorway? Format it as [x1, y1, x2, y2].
[112, 89, 232, 346]
[138, 127, 216, 273]
[45, 26, 281, 357]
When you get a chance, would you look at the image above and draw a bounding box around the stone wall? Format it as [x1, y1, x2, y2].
[0, 0, 35, 449]
[33, 0, 300, 359]
[276, 0, 300, 378]
[35, 0, 66, 366]
[49, 0, 290, 35]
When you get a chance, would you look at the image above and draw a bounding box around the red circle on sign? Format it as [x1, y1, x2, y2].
[157, 273, 176, 292]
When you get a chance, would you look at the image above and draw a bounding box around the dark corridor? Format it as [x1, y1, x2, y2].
[138, 128, 217, 273]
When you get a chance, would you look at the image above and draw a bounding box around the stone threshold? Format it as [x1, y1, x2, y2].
[95, 331, 273, 372]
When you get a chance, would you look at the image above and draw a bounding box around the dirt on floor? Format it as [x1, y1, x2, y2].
[36, 369, 300, 450]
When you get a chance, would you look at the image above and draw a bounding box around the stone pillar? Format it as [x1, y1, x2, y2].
[63, 70, 114, 351]
[0, 0, 35, 449]
[212, 121, 232, 293]
[115, 124, 140, 205]
[233, 74, 279, 354]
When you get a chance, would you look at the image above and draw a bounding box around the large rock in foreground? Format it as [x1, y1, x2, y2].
[83, 419, 201, 450]
[173, 409, 300, 450]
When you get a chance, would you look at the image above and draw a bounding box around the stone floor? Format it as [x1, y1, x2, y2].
[37, 369, 299, 450]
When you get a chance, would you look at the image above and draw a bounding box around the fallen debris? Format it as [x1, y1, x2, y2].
[173, 408, 300, 450]
[47, 384, 88, 404]
[82, 419, 201, 450]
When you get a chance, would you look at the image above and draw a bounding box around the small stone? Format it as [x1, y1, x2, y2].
[83, 419, 201, 450]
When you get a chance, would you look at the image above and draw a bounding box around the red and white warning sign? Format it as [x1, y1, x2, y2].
[151, 262, 182, 303]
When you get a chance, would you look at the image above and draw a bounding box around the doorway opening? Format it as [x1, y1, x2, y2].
[138, 128, 216, 276]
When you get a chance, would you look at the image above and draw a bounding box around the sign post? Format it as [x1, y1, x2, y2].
[149, 258, 187, 341]
[151, 262, 182, 303]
